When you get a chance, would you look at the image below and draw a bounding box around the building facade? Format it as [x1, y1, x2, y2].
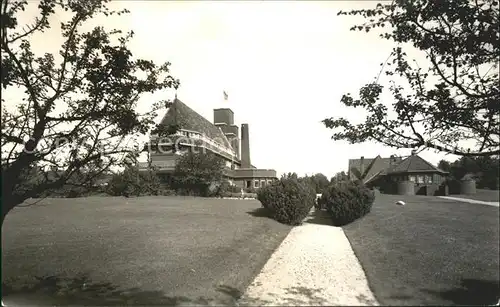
[348, 151, 449, 195]
[139, 98, 277, 189]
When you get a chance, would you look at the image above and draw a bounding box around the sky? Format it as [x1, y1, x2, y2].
[6, 0, 465, 178]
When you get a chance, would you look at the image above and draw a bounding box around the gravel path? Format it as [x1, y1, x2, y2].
[239, 209, 378, 306]
[438, 196, 499, 207]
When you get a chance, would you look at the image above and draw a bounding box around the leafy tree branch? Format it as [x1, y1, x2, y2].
[323, 0, 499, 157]
[1, 0, 179, 222]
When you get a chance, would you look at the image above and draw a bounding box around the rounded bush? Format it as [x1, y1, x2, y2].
[320, 181, 375, 226]
[257, 178, 316, 226]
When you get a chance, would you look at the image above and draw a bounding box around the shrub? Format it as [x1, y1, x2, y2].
[65, 187, 87, 198]
[157, 188, 176, 196]
[227, 184, 242, 193]
[107, 167, 162, 197]
[257, 177, 316, 226]
[244, 187, 257, 194]
[43, 183, 106, 198]
[207, 181, 238, 198]
[243, 192, 257, 199]
[320, 181, 375, 226]
[171, 152, 225, 197]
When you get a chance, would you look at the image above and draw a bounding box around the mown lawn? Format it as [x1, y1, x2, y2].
[2, 196, 292, 306]
[343, 194, 499, 306]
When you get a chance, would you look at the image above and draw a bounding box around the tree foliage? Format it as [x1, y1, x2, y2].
[171, 151, 225, 196]
[301, 173, 330, 193]
[438, 156, 499, 189]
[331, 171, 349, 184]
[1, 0, 179, 220]
[281, 172, 299, 180]
[323, 0, 499, 157]
[106, 166, 165, 197]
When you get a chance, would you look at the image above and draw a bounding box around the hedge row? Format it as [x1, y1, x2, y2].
[257, 178, 375, 226]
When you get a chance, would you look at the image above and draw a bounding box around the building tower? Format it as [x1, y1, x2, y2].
[241, 123, 251, 168]
[213, 108, 240, 159]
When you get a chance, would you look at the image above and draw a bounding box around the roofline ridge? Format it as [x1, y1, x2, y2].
[415, 154, 442, 172]
[392, 155, 412, 172]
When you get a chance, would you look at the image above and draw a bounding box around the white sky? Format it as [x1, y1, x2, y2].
[6, 0, 464, 178]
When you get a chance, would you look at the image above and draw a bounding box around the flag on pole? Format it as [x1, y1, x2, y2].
[223, 91, 228, 101]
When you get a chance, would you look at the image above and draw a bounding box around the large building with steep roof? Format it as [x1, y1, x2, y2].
[140, 97, 277, 189]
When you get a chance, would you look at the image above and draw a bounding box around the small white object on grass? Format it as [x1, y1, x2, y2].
[396, 200, 406, 206]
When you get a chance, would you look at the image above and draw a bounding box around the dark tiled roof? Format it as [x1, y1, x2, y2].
[159, 98, 233, 149]
[387, 154, 447, 174]
[348, 158, 374, 180]
[349, 155, 404, 182]
[364, 156, 396, 183]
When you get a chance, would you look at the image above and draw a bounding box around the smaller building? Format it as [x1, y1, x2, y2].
[348, 151, 449, 195]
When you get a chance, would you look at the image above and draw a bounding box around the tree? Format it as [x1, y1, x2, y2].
[442, 156, 499, 189]
[331, 171, 348, 184]
[107, 165, 162, 197]
[282, 172, 299, 180]
[1, 0, 179, 223]
[311, 173, 330, 193]
[323, 0, 499, 157]
[437, 160, 452, 173]
[171, 151, 225, 196]
[473, 156, 500, 189]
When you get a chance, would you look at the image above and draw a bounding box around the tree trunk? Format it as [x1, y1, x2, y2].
[1, 196, 18, 228]
[2, 198, 16, 226]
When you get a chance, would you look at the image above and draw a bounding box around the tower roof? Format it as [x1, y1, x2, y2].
[158, 98, 233, 149]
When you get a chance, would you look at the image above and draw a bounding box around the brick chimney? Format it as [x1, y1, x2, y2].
[389, 154, 396, 166]
[241, 123, 251, 168]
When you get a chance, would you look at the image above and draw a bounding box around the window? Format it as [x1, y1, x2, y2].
[261, 180, 266, 187]
[254, 180, 259, 188]
[409, 175, 416, 182]
[417, 175, 424, 184]
[246, 180, 251, 189]
[427, 175, 433, 184]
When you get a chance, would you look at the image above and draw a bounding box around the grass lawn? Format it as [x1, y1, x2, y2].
[450, 189, 499, 202]
[343, 193, 499, 306]
[2, 196, 292, 306]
